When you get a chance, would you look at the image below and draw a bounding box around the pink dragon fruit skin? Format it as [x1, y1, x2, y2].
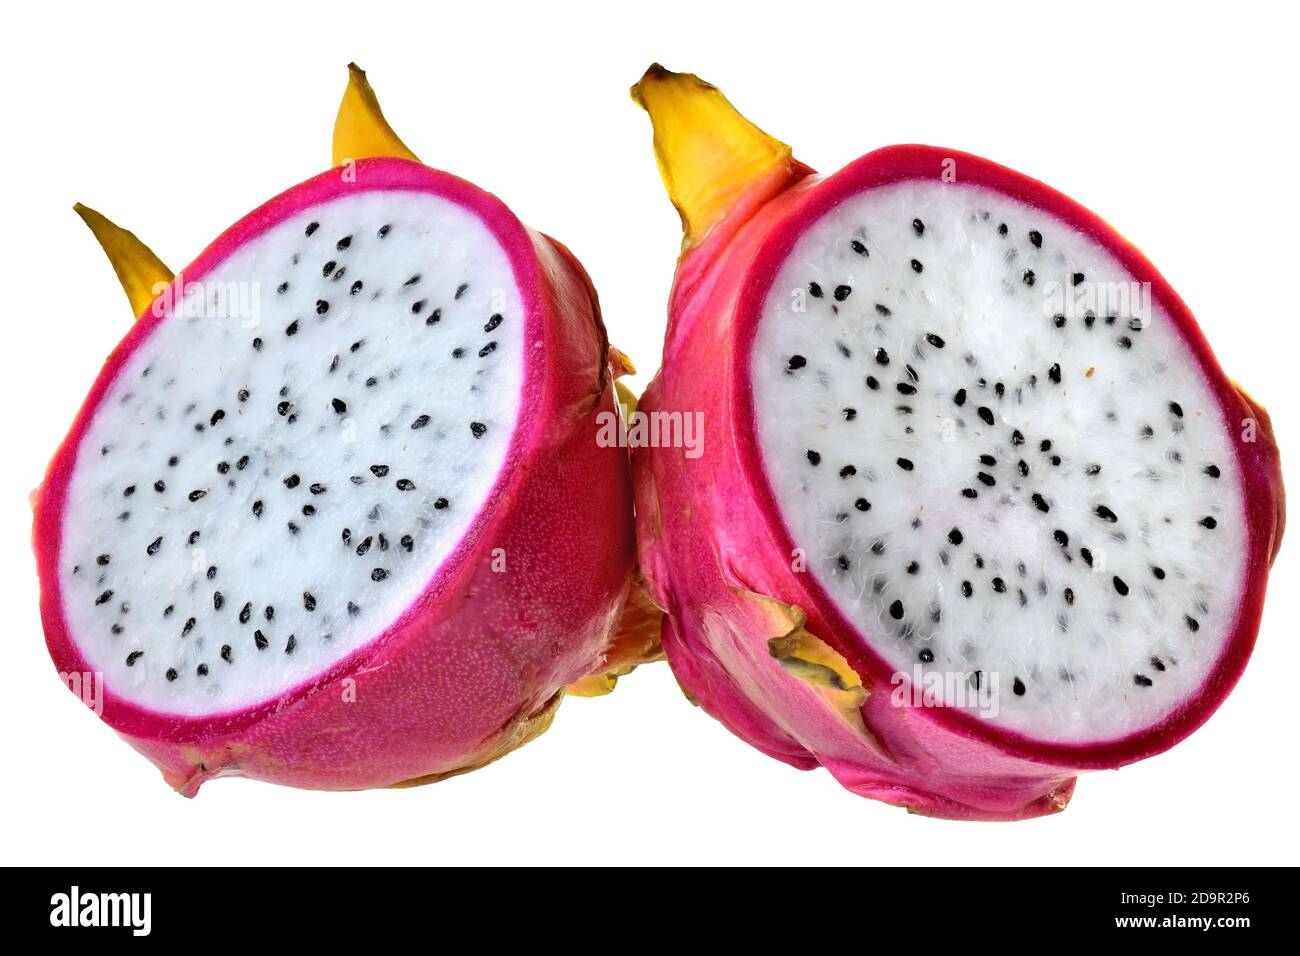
[36, 157, 636, 795]
[632, 67, 1284, 820]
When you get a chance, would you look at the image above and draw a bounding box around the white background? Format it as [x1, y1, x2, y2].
[2, 0, 1296, 865]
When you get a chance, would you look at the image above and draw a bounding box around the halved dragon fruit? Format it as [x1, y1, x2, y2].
[631, 65, 1284, 819]
[34, 66, 639, 793]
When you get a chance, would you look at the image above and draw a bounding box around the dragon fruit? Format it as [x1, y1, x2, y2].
[34, 65, 641, 794]
[630, 65, 1284, 820]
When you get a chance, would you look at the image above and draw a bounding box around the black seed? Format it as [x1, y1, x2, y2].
[1022, 270, 1035, 287]
[854, 498, 871, 512]
[356, 536, 372, 556]
[217, 462, 230, 475]
[181, 616, 195, 636]
[953, 388, 966, 407]
[213, 591, 224, 611]
[206, 565, 217, 580]
[252, 337, 263, 350]
[302, 504, 316, 516]
[976, 472, 994, 487]
[368, 466, 391, 481]
[347, 601, 360, 616]
[889, 600, 905, 620]
[948, 528, 963, 545]
[336, 235, 352, 250]
[188, 489, 207, 502]
[285, 320, 300, 336]
[875, 303, 891, 317]
[1072, 272, 1085, 286]
[851, 240, 869, 256]
[1085, 463, 1102, 476]
[322, 260, 337, 277]
[1151, 656, 1166, 672]
[1204, 464, 1221, 478]
[411, 415, 430, 430]
[265, 605, 275, 621]
[806, 450, 821, 466]
[1134, 674, 1153, 687]
[94, 589, 114, 606]
[910, 259, 923, 273]
[1031, 493, 1049, 512]
[1169, 401, 1184, 418]
[287, 522, 299, 534]
[1028, 230, 1042, 248]
[1080, 548, 1093, 567]
[254, 630, 268, 650]
[1113, 576, 1130, 596]
[307, 483, 326, 496]
[896, 382, 916, 396]
[1053, 529, 1069, 547]
[277, 401, 291, 416]
[237, 455, 250, 471]
[434, 497, 449, 510]
[1151, 565, 1166, 580]
[1064, 587, 1075, 606]
[871, 540, 885, 556]
[1053, 314, 1066, 329]
[786, 354, 807, 371]
[285, 634, 297, 654]
[350, 280, 363, 295]
[978, 454, 995, 467]
[808, 282, 823, 298]
[918, 647, 934, 663]
[961, 488, 978, 499]
[1185, 615, 1200, 632]
[1047, 363, 1062, 385]
[483, 314, 504, 334]
[874, 348, 890, 366]
[371, 568, 389, 582]
[896, 457, 914, 471]
[924, 332, 945, 349]
[396, 478, 415, 491]
[839, 465, 856, 478]
[1200, 516, 1217, 529]
[331, 398, 347, 414]
[238, 602, 252, 624]
[977, 406, 994, 426]
[303, 592, 316, 612]
[166, 668, 178, 682]
[1095, 504, 1118, 523]
[455, 283, 469, 299]
[866, 376, 880, 390]
[304, 221, 319, 237]
[315, 300, 329, 315]
[912, 217, 925, 236]
[284, 474, 300, 489]
[833, 284, 852, 301]
[1013, 677, 1026, 696]
[992, 577, 1006, 593]
[277, 282, 289, 294]
[412, 299, 427, 314]
[478, 341, 498, 358]
[401, 534, 414, 552]
[252, 499, 264, 518]
[154, 479, 166, 493]
[837, 555, 850, 570]
[469, 421, 487, 438]
[842, 407, 857, 421]
[961, 580, 973, 598]
[189, 531, 200, 545]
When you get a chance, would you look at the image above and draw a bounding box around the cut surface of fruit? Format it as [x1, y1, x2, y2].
[60, 188, 522, 714]
[748, 178, 1244, 743]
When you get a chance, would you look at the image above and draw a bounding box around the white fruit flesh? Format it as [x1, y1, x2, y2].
[750, 180, 1244, 743]
[60, 191, 523, 714]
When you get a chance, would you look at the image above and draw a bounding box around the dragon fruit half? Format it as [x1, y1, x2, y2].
[630, 65, 1284, 820]
[34, 65, 646, 794]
